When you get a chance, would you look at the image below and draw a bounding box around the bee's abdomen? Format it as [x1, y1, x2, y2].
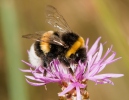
[48, 44, 64, 58]
[29, 43, 43, 68]
[34, 41, 44, 57]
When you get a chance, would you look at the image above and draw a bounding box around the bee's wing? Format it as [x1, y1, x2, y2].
[46, 35, 68, 48]
[22, 31, 68, 48]
[46, 5, 72, 33]
[22, 31, 44, 41]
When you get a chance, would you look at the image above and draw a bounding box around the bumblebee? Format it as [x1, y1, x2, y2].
[22, 5, 87, 68]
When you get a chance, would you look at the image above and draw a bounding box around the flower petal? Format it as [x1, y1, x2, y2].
[26, 79, 45, 86]
[87, 37, 101, 56]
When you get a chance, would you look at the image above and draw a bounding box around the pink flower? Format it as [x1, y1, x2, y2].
[21, 37, 123, 100]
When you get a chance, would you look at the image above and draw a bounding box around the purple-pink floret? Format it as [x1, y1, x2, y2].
[21, 37, 124, 99]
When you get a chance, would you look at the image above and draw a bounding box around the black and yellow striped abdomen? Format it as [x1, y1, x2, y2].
[34, 31, 86, 67]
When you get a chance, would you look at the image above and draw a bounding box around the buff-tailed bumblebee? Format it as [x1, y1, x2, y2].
[22, 5, 87, 68]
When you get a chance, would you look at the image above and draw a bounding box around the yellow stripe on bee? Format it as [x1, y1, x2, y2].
[40, 42, 50, 54]
[65, 37, 84, 58]
[40, 31, 53, 54]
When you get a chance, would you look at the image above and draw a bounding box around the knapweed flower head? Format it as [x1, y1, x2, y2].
[21, 37, 124, 100]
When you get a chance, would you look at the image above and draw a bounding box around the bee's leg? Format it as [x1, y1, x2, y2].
[43, 61, 47, 67]
[59, 56, 74, 74]
[58, 56, 69, 66]
[42, 61, 47, 76]
[41, 56, 48, 76]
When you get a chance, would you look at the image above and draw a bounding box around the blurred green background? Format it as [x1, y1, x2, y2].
[0, 0, 129, 100]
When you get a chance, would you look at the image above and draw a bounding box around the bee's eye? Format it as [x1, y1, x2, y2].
[76, 53, 79, 57]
